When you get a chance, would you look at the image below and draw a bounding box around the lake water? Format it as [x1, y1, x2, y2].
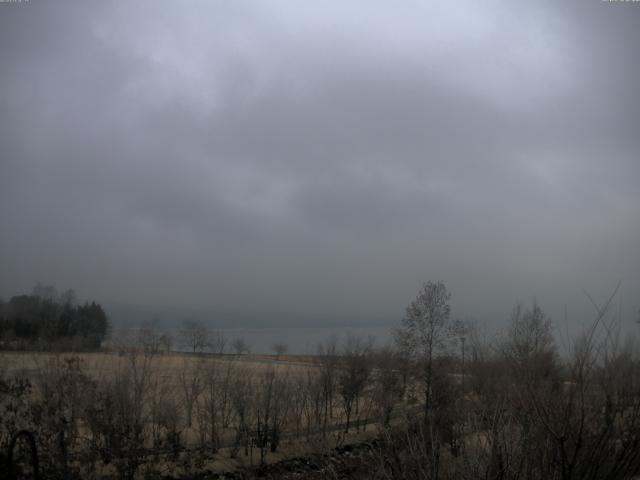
[113, 325, 394, 354]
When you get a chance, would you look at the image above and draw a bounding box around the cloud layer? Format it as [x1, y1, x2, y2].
[1, 0, 638, 328]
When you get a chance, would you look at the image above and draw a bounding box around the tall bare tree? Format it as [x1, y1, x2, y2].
[272, 342, 288, 360]
[317, 336, 339, 436]
[394, 281, 452, 479]
[231, 337, 250, 355]
[209, 330, 226, 355]
[395, 281, 451, 418]
[180, 320, 211, 353]
[338, 335, 372, 432]
[372, 346, 404, 427]
[137, 320, 162, 355]
[178, 358, 204, 428]
[197, 359, 235, 452]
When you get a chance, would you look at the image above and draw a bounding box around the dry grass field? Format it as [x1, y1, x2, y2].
[0, 351, 315, 381]
[0, 348, 399, 478]
[3, 295, 640, 480]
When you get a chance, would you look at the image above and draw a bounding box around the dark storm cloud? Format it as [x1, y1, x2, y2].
[1, 0, 638, 329]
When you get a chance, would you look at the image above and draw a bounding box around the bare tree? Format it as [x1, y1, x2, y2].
[148, 361, 179, 452]
[158, 332, 173, 354]
[252, 366, 291, 464]
[289, 374, 310, 438]
[317, 336, 339, 436]
[231, 337, 250, 356]
[178, 358, 204, 428]
[59, 288, 77, 307]
[394, 281, 453, 479]
[32, 354, 93, 477]
[137, 320, 162, 355]
[229, 367, 253, 458]
[84, 351, 155, 480]
[180, 320, 211, 353]
[209, 330, 226, 355]
[372, 346, 404, 427]
[395, 281, 452, 419]
[197, 359, 235, 452]
[338, 335, 372, 432]
[502, 301, 557, 382]
[32, 283, 59, 301]
[302, 369, 323, 440]
[272, 342, 288, 360]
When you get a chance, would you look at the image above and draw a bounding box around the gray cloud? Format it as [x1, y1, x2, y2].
[1, 0, 638, 331]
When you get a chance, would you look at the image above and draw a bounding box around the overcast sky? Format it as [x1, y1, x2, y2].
[1, 0, 638, 331]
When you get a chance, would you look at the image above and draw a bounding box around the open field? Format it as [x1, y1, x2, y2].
[0, 348, 406, 478]
[0, 351, 317, 380]
[3, 295, 640, 480]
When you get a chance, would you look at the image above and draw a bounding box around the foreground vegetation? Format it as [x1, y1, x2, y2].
[1, 282, 639, 479]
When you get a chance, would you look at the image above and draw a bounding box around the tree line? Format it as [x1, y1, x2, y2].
[1, 280, 639, 479]
[0, 284, 109, 350]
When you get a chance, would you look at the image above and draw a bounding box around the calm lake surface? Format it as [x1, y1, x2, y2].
[114, 326, 394, 354]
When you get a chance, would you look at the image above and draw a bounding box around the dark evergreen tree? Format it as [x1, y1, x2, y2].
[0, 286, 110, 350]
